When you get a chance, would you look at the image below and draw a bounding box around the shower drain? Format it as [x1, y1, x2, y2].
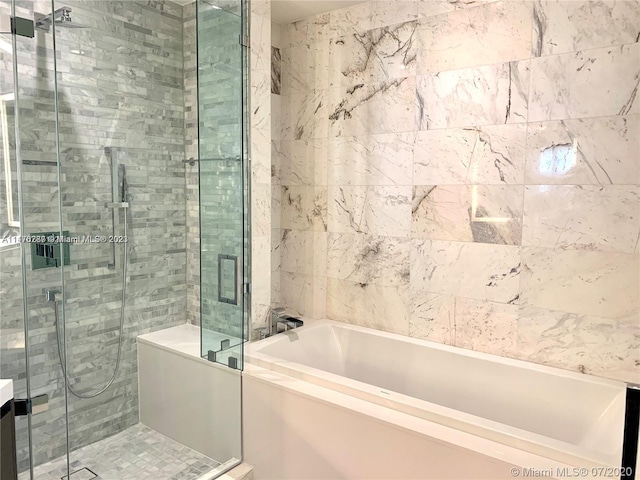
[61, 467, 98, 480]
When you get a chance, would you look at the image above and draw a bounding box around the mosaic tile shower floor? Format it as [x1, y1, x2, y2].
[19, 424, 220, 480]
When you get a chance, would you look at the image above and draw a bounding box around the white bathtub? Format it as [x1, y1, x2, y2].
[245, 320, 626, 475]
[137, 324, 243, 478]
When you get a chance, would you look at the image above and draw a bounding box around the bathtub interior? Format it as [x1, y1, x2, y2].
[249, 321, 626, 462]
[138, 324, 243, 360]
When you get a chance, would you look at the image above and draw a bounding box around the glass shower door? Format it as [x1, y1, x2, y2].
[0, 2, 34, 476]
[1, 1, 71, 478]
[197, 0, 248, 369]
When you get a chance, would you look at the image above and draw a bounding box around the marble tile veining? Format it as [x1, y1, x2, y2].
[532, 0, 640, 57]
[372, 0, 419, 29]
[328, 133, 415, 186]
[518, 305, 640, 383]
[280, 138, 328, 186]
[410, 239, 521, 304]
[412, 185, 524, 245]
[253, 183, 272, 237]
[279, 229, 327, 276]
[327, 233, 410, 287]
[281, 185, 328, 231]
[525, 115, 640, 185]
[326, 278, 410, 334]
[410, 292, 519, 357]
[280, 271, 327, 319]
[418, 0, 500, 19]
[413, 125, 527, 185]
[327, 2, 373, 39]
[281, 42, 331, 93]
[409, 291, 455, 345]
[271, 46, 282, 94]
[417, 0, 532, 74]
[329, 77, 419, 136]
[251, 9, 271, 72]
[331, 20, 419, 87]
[453, 297, 519, 357]
[522, 185, 640, 254]
[284, 18, 314, 48]
[282, 90, 328, 140]
[520, 247, 639, 319]
[529, 43, 640, 122]
[419, 60, 530, 129]
[328, 185, 412, 237]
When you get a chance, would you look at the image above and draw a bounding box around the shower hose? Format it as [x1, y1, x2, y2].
[53, 208, 128, 399]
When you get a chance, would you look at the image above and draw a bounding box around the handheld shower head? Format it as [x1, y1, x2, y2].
[118, 164, 128, 203]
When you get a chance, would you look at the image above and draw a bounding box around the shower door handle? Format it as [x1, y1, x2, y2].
[217, 254, 240, 305]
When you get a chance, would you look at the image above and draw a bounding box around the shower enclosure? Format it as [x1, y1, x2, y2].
[0, 0, 249, 478]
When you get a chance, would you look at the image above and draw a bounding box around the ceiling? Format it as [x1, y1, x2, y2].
[272, 0, 364, 24]
[170, 0, 365, 25]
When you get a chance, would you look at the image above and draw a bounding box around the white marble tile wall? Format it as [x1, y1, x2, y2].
[252, 0, 273, 334]
[273, 0, 640, 383]
[271, 22, 283, 313]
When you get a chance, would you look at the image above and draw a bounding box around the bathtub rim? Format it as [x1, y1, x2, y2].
[248, 319, 628, 388]
[245, 319, 627, 469]
[135, 323, 244, 377]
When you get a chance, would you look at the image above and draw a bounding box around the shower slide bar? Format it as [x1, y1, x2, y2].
[104, 147, 128, 270]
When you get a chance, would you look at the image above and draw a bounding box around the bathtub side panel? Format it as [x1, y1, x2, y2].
[243, 370, 519, 480]
[138, 341, 242, 463]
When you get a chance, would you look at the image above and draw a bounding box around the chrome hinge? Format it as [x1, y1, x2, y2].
[1, 15, 35, 37]
[15, 394, 48, 416]
[239, 33, 249, 48]
[13, 16, 34, 37]
[243, 283, 251, 294]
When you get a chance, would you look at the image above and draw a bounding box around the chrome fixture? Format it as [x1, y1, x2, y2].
[253, 327, 269, 340]
[15, 393, 49, 416]
[48, 149, 130, 399]
[106, 147, 129, 269]
[270, 307, 286, 336]
[270, 308, 303, 336]
[181, 156, 241, 167]
[279, 317, 304, 331]
[45, 289, 60, 303]
[35, 6, 88, 31]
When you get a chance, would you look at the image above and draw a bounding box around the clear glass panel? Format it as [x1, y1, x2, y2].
[51, 0, 138, 452]
[47, 0, 220, 478]
[197, 0, 246, 369]
[1, 0, 71, 477]
[0, 0, 33, 476]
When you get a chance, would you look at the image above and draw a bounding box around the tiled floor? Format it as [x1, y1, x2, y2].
[19, 424, 220, 480]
